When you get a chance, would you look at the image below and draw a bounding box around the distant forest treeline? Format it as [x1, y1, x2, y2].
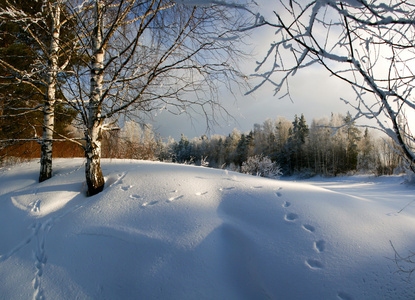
[1, 113, 404, 177]
[98, 113, 404, 177]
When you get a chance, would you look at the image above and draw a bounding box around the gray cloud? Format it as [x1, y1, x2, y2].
[148, 2, 364, 140]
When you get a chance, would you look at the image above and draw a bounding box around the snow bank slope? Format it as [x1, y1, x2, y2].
[1, 159, 415, 299]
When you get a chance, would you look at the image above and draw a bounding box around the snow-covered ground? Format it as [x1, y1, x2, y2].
[1, 158, 415, 299]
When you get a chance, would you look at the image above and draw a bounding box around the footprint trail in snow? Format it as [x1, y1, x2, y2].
[277, 188, 326, 271]
[279, 189, 298, 222]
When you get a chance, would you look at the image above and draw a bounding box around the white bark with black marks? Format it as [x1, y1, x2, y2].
[85, 0, 105, 195]
[39, 1, 60, 182]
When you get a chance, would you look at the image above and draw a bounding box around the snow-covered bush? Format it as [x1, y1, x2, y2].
[241, 155, 282, 178]
[200, 156, 209, 167]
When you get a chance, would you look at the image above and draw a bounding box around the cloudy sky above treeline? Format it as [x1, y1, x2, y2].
[150, 8, 354, 140]
[149, 0, 391, 140]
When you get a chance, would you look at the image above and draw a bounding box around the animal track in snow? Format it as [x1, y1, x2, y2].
[284, 213, 298, 222]
[282, 201, 291, 208]
[30, 200, 41, 213]
[31, 221, 53, 300]
[219, 187, 235, 191]
[222, 176, 239, 182]
[275, 192, 282, 197]
[314, 240, 326, 253]
[337, 292, 353, 300]
[129, 194, 141, 199]
[195, 192, 208, 196]
[106, 172, 126, 188]
[2, 191, 96, 299]
[251, 186, 263, 189]
[120, 185, 133, 191]
[302, 224, 315, 233]
[141, 201, 158, 208]
[167, 195, 184, 202]
[305, 259, 323, 269]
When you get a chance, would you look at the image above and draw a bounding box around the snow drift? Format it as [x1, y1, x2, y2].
[1, 158, 415, 299]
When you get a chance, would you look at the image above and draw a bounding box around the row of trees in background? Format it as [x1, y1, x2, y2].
[97, 113, 404, 177]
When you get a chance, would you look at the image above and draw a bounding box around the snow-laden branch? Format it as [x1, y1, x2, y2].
[242, 0, 415, 172]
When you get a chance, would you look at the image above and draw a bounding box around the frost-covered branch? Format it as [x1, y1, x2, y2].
[244, 0, 415, 173]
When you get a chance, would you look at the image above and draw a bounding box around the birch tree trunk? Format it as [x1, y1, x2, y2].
[39, 1, 60, 182]
[59, 0, 248, 195]
[85, 0, 105, 196]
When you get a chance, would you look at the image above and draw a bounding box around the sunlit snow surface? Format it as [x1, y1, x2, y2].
[1, 158, 415, 299]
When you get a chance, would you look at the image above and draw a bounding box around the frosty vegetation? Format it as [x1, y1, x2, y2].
[72, 112, 403, 178]
[241, 155, 282, 178]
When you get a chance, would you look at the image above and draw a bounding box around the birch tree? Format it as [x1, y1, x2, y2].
[40, 0, 60, 182]
[0, 0, 79, 180]
[248, 0, 415, 173]
[64, 0, 248, 195]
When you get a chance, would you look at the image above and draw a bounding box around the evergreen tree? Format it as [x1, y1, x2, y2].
[286, 114, 309, 173]
[236, 133, 247, 166]
[342, 114, 361, 172]
[175, 134, 191, 163]
[216, 137, 225, 167]
[358, 128, 375, 172]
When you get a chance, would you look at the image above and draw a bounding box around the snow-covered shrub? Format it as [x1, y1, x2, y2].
[241, 155, 282, 178]
[200, 156, 209, 167]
